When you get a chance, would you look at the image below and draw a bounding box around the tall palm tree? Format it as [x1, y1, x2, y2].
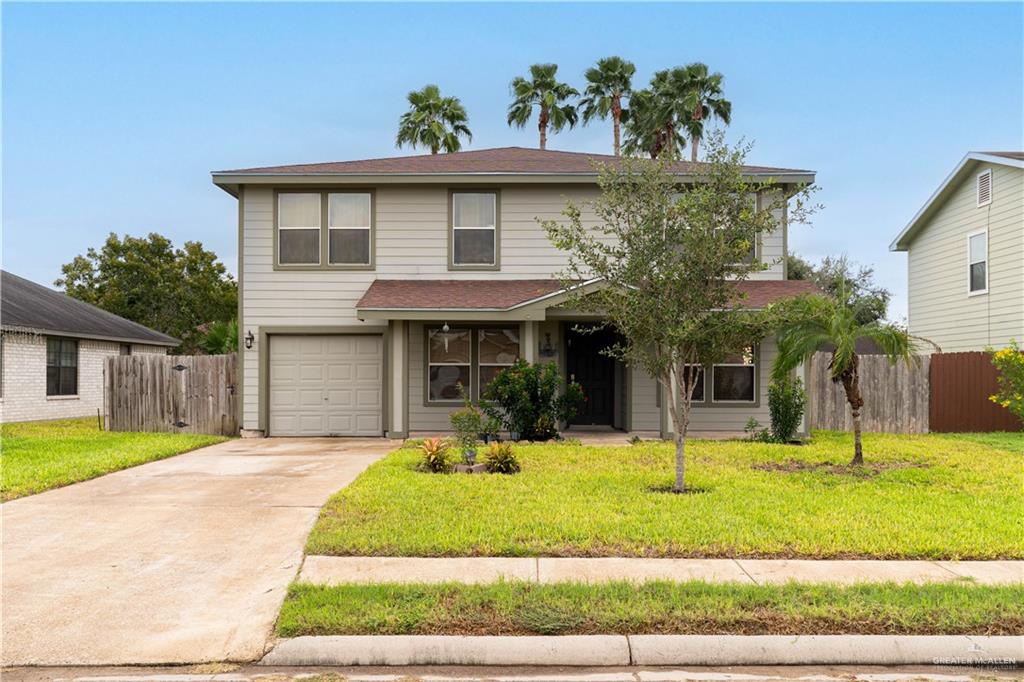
[771, 294, 922, 465]
[680, 62, 731, 163]
[507, 63, 579, 150]
[621, 69, 690, 159]
[396, 84, 472, 154]
[579, 56, 636, 156]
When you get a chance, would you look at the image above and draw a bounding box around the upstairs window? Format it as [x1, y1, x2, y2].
[46, 337, 78, 396]
[328, 192, 372, 266]
[451, 192, 497, 268]
[977, 169, 992, 207]
[278, 193, 321, 265]
[968, 230, 988, 295]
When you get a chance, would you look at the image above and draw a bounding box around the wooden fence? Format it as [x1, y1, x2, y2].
[930, 351, 1022, 432]
[104, 353, 238, 436]
[806, 351, 930, 434]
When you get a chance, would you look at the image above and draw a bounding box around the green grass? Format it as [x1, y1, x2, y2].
[307, 431, 1024, 559]
[935, 431, 1024, 453]
[277, 580, 1024, 637]
[1, 418, 227, 501]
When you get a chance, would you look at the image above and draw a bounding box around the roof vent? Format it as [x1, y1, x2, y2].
[977, 169, 992, 207]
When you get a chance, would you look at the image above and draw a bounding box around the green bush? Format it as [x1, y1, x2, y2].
[449, 404, 483, 460]
[483, 442, 521, 474]
[988, 341, 1024, 421]
[480, 360, 584, 441]
[768, 375, 806, 443]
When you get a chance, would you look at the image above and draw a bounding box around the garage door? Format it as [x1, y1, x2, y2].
[269, 335, 383, 436]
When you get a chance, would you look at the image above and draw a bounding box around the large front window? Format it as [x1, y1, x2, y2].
[478, 329, 520, 395]
[451, 192, 497, 267]
[712, 346, 756, 403]
[426, 326, 520, 402]
[46, 337, 78, 396]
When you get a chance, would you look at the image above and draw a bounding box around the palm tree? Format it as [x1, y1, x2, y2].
[579, 56, 636, 156]
[771, 295, 921, 466]
[396, 84, 472, 154]
[679, 63, 731, 163]
[621, 69, 690, 159]
[507, 64, 579, 150]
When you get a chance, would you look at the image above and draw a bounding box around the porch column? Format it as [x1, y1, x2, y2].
[388, 320, 408, 438]
[523, 321, 538, 363]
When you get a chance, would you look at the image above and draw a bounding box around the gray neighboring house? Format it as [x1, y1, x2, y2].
[213, 146, 817, 439]
[0, 271, 178, 423]
[891, 151, 1024, 352]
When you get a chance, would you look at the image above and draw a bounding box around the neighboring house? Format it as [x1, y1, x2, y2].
[891, 152, 1024, 353]
[212, 147, 817, 438]
[0, 271, 178, 423]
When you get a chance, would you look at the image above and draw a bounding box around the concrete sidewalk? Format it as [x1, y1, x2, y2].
[299, 556, 1024, 586]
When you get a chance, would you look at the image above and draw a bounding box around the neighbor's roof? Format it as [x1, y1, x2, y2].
[890, 151, 1024, 251]
[212, 147, 815, 194]
[356, 278, 819, 314]
[0, 271, 179, 346]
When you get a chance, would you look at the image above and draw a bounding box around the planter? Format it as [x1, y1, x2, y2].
[453, 463, 488, 474]
[463, 449, 477, 466]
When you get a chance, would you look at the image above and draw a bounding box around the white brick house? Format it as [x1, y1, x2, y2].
[1, 271, 177, 423]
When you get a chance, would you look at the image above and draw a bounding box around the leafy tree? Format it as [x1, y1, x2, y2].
[396, 84, 472, 154]
[198, 318, 239, 354]
[56, 233, 236, 353]
[543, 133, 815, 491]
[988, 341, 1024, 422]
[507, 63, 579, 150]
[679, 62, 732, 163]
[579, 56, 636, 156]
[771, 294, 922, 465]
[788, 253, 892, 324]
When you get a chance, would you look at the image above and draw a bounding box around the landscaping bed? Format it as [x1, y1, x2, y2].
[277, 580, 1024, 637]
[307, 431, 1024, 559]
[1, 417, 227, 501]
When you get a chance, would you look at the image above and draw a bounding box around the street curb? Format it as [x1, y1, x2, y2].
[260, 635, 1023, 667]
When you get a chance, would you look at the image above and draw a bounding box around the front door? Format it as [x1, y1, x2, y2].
[566, 327, 616, 426]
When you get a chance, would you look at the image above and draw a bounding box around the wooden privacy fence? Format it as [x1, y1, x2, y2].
[806, 351, 930, 434]
[930, 351, 1022, 432]
[104, 353, 238, 436]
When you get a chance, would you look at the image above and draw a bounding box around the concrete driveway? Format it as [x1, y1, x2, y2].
[1, 437, 394, 666]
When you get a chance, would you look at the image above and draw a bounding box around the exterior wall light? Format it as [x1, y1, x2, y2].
[244, 330, 254, 350]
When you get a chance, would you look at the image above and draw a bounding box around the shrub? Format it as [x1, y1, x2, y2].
[480, 360, 585, 441]
[449, 404, 483, 459]
[989, 340, 1024, 421]
[417, 437, 452, 473]
[483, 442, 521, 474]
[768, 375, 806, 443]
[744, 417, 772, 443]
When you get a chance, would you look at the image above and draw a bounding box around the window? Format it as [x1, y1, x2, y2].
[119, 343, 132, 356]
[46, 337, 78, 396]
[712, 346, 756, 403]
[977, 169, 992, 207]
[278, 193, 321, 265]
[328, 192, 372, 265]
[452, 192, 497, 267]
[478, 328, 520, 395]
[968, 230, 988, 294]
[427, 328, 471, 402]
[682, 364, 705, 402]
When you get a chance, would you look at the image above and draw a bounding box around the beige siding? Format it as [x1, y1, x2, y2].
[907, 163, 1024, 352]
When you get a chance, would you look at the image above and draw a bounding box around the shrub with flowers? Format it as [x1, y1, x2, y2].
[988, 340, 1024, 422]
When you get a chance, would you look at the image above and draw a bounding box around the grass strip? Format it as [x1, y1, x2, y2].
[277, 580, 1024, 637]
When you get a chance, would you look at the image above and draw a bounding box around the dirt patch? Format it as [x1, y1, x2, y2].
[752, 459, 929, 478]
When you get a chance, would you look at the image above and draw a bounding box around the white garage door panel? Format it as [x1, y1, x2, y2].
[269, 334, 383, 437]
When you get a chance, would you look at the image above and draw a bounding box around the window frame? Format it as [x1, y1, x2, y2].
[273, 188, 376, 271]
[448, 189, 500, 271]
[976, 169, 993, 208]
[710, 345, 759, 406]
[423, 324, 521, 405]
[46, 336, 79, 397]
[327, 190, 374, 268]
[477, 328, 522, 397]
[967, 228, 988, 296]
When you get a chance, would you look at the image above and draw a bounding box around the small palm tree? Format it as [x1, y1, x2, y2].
[680, 62, 731, 163]
[507, 63, 579, 150]
[579, 56, 636, 156]
[771, 295, 921, 465]
[396, 84, 472, 154]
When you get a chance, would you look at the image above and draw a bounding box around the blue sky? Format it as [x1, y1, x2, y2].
[3, 2, 1022, 320]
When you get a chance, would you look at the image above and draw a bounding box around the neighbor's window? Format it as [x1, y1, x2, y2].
[119, 343, 132, 356]
[452, 192, 497, 267]
[328, 192, 372, 265]
[712, 346, 756, 403]
[46, 337, 78, 396]
[478, 328, 520, 395]
[969, 231, 988, 294]
[683, 364, 705, 402]
[278, 193, 321, 265]
[428, 328, 471, 402]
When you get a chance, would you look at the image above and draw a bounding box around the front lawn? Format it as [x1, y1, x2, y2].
[1, 418, 227, 501]
[277, 581, 1024, 637]
[307, 431, 1023, 559]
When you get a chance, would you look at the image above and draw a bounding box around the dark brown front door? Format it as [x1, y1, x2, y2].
[566, 327, 616, 426]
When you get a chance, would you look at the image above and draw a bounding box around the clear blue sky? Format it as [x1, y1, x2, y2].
[4, 2, 1022, 320]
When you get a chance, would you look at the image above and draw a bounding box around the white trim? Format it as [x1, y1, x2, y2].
[967, 228, 988, 296]
[976, 168, 993, 207]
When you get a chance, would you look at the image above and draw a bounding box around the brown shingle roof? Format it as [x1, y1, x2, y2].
[356, 278, 819, 311]
[980, 151, 1024, 161]
[218, 147, 811, 177]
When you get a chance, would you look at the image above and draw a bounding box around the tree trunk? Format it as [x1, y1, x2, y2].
[431, 146, 439, 155]
[611, 97, 621, 156]
[690, 136, 699, 163]
[840, 356, 865, 466]
[539, 106, 549, 150]
[851, 409, 864, 465]
[674, 430, 686, 492]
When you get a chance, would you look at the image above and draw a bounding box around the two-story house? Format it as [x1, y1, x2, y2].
[891, 151, 1024, 352]
[213, 147, 817, 438]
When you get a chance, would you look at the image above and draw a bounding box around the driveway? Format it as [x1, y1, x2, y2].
[1, 437, 394, 666]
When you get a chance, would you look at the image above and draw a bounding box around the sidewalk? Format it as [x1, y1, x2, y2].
[299, 556, 1024, 586]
